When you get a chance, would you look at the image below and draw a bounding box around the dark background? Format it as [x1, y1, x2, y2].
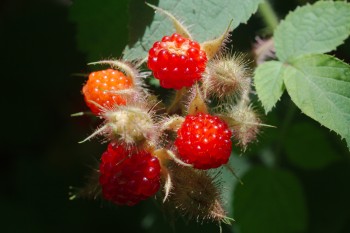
[1, 0, 349, 233]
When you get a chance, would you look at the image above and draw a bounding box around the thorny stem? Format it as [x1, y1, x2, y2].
[258, 0, 279, 32]
[238, 78, 252, 107]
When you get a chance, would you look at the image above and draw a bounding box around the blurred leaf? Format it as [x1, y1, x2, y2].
[233, 167, 307, 233]
[283, 54, 350, 149]
[123, 0, 263, 60]
[148, 77, 160, 87]
[253, 61, 285, 113]
[302, 162, 350, 233]
[128, 0, 159, 46]
[69, 0, 129, 61]
[274, 1, 350, 61]
[284, 122, 340, 170]
[217, 155, 251, 216]
[0, 198, 45, 233]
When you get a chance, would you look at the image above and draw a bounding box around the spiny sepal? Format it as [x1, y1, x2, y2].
[203, 53, 251, 101]
[187, 84, 208, 115]
[146, 3, 192, 39]
[201, 20, 233, 60]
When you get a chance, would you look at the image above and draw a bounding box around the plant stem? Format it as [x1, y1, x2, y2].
[258, 0, 279, 32]
[166, 87, 187, 114]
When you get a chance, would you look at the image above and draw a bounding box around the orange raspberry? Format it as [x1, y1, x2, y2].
[82, 69, 133, 115]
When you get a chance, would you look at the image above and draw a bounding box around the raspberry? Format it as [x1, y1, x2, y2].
[99, 143, 161, 206]
[82, 69, 133, 115]
[174, 113, 232, 169]
[147, 33, 207, 89]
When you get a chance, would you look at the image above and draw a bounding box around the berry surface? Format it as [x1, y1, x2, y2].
[99, 142, 161, 206]
[174, 113, 232, 169]
[82, 69, 133, 115]
[147, 33, 207, 90]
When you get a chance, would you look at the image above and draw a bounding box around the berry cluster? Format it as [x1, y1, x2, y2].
[74, 3, 262, 226]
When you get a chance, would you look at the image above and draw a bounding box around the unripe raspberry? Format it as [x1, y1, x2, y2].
[82, 69, 134, 115]
[203, 54, 251, 100]
[175, 113, 232, 169]
[99, 142, 161, 206]
[148, 33, 207, 89]
[163, 162, 228, 223]
[224, 105, 261, 150]
[103, 106, 156, 145]
[80, 104, 157, 146]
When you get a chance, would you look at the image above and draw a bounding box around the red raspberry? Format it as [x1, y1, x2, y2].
[147, 33, 207, 90]
[174, 113, 232, 169]
[82, 69, 133, 115]
[99, 143, 161, 206]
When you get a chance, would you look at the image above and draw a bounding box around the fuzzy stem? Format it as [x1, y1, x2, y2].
[237, 77, 252, 107]
[166, 87, 187, 115]
[258, 0, 279, 32]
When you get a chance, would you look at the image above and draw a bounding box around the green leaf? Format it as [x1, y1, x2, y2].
[283, 54, 350, 149]
[69, 0, 129, 61]
[148, 77, 160, 87]
[253, 61, 285, 113]
[215, 155, 251, 216]
[274, 1, 350, 61]
[123, 0, 263, 60]
[233, 167, 307, 233]
[284, 122, 340, 170]
[128, 0, 159, 47]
